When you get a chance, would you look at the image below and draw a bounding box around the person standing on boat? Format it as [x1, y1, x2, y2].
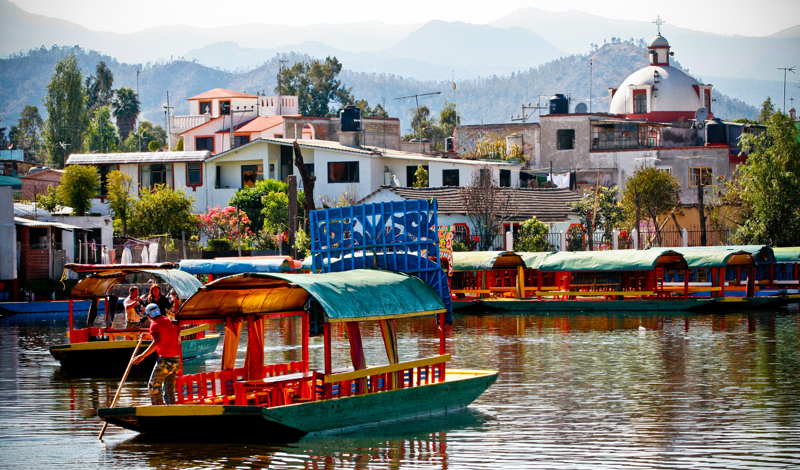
[123, 287, 143, 329]
[141, 284, 171, 318]
[132, 303, 181, 405]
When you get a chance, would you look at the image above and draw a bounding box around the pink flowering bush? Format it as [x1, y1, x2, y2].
[199, 206, 255, 246]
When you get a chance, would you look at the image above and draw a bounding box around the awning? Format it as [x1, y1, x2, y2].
[774, 247, 800, 263]
[14, 217, 83, 230]
[538, 249, 687, 272]
[451, 251, 524, 271]
[0, 175, 22, 189]
[653, 246, 761, 268]
[177, 269, 446, 322]
[178, 258, 291, 275]
[517, 252, 553, 269]
[67, 266, 202, 299]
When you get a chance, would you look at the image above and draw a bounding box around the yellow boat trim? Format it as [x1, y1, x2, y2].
[326, 309, 446, 323]
[533, 290, 655, 297]
[135, 405, 225, 416]
[717, 297, 745, 302]
[325, 354, 451, 383]
[180, 323, 213, 336]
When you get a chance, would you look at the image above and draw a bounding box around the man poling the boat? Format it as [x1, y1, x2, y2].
[132, 303, 181, 405]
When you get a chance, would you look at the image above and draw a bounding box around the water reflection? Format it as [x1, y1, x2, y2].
[1, 310, 800, 469]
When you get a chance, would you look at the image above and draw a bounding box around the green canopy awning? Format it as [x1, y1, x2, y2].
[451, 251, 524, 271]
[517, 252, 553, 269]
[650, 246, 759, 268]
[774, 247, 800, 263]
[177, 269, 446, 322]
[0, 175, 22, 189]
[68, 267, 203, 299]
[538, 249, 687, 272]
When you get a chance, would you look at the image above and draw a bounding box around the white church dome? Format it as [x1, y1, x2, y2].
[608, 34, 712, 121]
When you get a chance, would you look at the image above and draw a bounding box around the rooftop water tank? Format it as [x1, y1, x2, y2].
[340, 105, 362, 132]
[549, 94, 569, 115]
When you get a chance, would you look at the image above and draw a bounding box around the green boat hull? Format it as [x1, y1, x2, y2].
[98, 370, 497, 442]
[49, 334, 220, 377]
[461, 296, 789, 313]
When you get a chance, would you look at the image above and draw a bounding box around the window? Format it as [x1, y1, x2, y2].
[328, 161, 359, 183]
[704, 89, 712, 112]
[656, 166, 672, 175]
[233, 135, 250, 148]
[220, 100, 231, 115]
[690, 167, 713, 187]
[406, 165, 428, 187]
[633, 90, 647, 114]
[140, 163, 172, 189]
[98, 164, 118, 196]
[215, 166, 222, 189]
[442, 169, 459, 186]
[199, 101, 212, 114]
[241, 164, 263, 188]
[556, 129, 575, 150]
[195, 136, 214, 152]
[186, 162, 202, 187]
[499, 169, 511, 187]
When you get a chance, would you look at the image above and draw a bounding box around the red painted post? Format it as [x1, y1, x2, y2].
[683, 270, 689, 297]
[301, 311, 309, 374]
[438, 312, 446, 355]
[68, 299, 74, 341]
[323, 322, 331, 399]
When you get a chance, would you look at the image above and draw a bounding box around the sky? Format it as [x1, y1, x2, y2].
[13, 0, 800, 37]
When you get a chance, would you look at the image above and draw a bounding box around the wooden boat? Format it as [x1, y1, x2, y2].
[48, 263, 220, 376]
[0, 299, 105, 322]
[452, 248, 788, 313]
[98, 269, 497, 441]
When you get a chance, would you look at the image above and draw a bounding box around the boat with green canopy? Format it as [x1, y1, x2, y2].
[49, 263, 220, 376]
[760, 247, 800, 297]
[98, 269, 497, 441]
[449, 251, 526, 308]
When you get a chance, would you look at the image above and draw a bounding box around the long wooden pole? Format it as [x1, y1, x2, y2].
[98, 335, 144, 440]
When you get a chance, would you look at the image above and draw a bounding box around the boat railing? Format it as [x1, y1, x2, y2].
[175, 361, 305, 405]
[321, 354, 451, 400]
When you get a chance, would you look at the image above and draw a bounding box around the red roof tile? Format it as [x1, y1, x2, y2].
[187, 88, 258, 100]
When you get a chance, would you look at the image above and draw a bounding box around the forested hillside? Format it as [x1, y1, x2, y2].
[0, 42, 757, 134]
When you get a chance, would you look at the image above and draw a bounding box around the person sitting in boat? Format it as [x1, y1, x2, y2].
[141, 284, 171, 319]
[132, 303, 181, 405]
[168, 288, 181, 317]
[123, 286, 143, 329]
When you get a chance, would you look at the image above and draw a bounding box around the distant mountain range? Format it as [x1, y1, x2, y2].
[0, 41, 759, 134]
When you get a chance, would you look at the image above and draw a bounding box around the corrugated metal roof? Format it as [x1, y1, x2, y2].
[14, 217, 83, 230]
[66, 151, 210, 165]
[14, 203, 72, 217]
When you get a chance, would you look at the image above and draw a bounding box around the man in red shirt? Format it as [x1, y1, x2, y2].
[133, 303, 181, 405]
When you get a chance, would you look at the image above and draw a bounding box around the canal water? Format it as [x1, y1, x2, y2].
[2, 308, 799, 469]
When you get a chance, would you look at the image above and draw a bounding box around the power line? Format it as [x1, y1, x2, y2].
[778, 66, 796, 113]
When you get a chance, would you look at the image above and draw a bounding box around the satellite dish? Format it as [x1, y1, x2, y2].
[575, 102, 588, 113]
[695, 107, 708, 128]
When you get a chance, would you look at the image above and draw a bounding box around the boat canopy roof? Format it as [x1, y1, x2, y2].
[178, 258, 291, 275]
[177, 269, 446, 322]
[538, 249, 687, 272]
[773, 247, 800, 263]
[66, 265, 203, 299]
[451, 251, 524, 271]
[653, 246, 769, 268]
[516, 252, 553, 269]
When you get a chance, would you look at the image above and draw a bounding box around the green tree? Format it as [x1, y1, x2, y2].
[121, 120, 166, 152]
[515, 217, 551, 252]
[106, 170, 134, 236]
[620, 167, 681, 246]
[10, 105, 44, 162]
[35, 185, 61, 212]
[276, 57, 353, 116]
[759, 97, 775, 123]
[85, 61, 114, 111]
[130, 185, 197, 238]
[354, 99, 389, 118]
[731, 112, 800, 245]
[84, 106, 119, 152]
[230, 178, 289, 232]
[57, 165, 99, 216]
[409, 105, 433, 140]
[112, 87, 140, 141]
[570, 186, 624, 250]
[413, 164, 429, 188]
[437, 102, 460, 138]
[44, 55, 88, 167]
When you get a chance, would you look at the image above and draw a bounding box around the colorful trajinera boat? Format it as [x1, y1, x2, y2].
[450, 247, 789, 312]
[98, 269, 498, 441]
[49, 263, 220, 376]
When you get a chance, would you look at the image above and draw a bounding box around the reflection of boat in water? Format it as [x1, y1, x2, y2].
[48, 263, 219, 377]
[450, 247, 792, 313]
[99, 270, 497, 441]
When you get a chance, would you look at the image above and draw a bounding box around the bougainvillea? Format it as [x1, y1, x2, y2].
[198, 206, 255, 245]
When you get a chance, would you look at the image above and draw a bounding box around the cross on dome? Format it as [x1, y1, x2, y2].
[652, 15, 666, 36]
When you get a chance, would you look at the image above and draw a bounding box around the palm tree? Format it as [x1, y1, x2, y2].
[112, 87, 140, 141]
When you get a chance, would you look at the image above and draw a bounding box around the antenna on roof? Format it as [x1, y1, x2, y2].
[394, 91, 441, 145]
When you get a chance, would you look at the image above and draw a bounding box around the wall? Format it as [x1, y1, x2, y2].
[454, 123, 540, 167]
[539, 115, 593, 171]
[282, 117, 402, 150]
[0, 187, 16, 280]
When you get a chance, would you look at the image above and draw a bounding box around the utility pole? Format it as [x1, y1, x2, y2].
[162, 91, 174, 151]
[511, 103, 547, 123]
[277, 58, 288, 115]
[589, 58, 593, 113]
[778, 66, 795, 113]
[136, 67, 141, 151]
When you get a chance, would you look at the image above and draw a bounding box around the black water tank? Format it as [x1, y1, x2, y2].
[340, 105, 361, 132]
[705, 119, 726, 144]
[549, 94, 569, 114]
[445, 136, 454, 152]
